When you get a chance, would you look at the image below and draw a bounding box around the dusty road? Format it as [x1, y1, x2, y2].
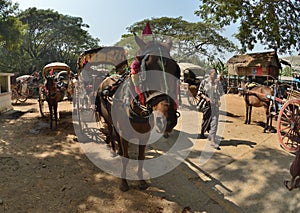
[0, 94, 297, 212]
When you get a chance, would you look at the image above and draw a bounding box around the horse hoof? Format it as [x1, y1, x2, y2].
[120, 181, 129, 192]
[110, 151, 118, 157]
[139, 180, 149, 190]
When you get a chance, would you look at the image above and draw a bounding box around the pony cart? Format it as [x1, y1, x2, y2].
[38, 62, 74, 123]
[11, 71, 41, 104]
[75, 46, 128, 131]
[178, 63, 205, 107]
[240, 83, 300, 152]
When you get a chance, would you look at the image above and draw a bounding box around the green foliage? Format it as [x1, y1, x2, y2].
[117, 17, 237, 63]
[211, 59, 228, 76]
[0, 0, 25, 50]
[0, 7, 100, 74]
[281, 66, 292, 76]
[195, 0, 300, 54]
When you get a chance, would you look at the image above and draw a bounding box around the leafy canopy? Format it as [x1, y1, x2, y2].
[195, 0, 300, 54]
[0, 0, 25, 49]
[0, 7, 100, 73]
[117, 17, 237, 63]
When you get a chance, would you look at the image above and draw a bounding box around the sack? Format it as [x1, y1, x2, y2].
[196, 98, 209, 112]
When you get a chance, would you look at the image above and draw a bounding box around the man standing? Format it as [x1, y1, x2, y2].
[197, 69, 224, 149]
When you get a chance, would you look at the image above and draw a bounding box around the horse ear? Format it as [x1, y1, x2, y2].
[165, 38, 173, 51]
[135, 35, 146, 51]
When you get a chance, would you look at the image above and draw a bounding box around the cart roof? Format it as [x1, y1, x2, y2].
[77, 46, 128, 73]
[43, 62, 70, 73]
[178, 63, 206, 77]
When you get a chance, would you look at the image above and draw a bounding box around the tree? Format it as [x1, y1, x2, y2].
[195, 0, 300, 54]
[116, 17, 237, 63]
[18, 8, 100, 73]
[0, 0, 25, 49]
[0, 7, 100, 74]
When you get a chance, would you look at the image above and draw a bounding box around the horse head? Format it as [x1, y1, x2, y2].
[134, 35, 180, 78]
[143, 93, 171, 134]
[134, 35, 181, 134]
[45, 76, 58, 96]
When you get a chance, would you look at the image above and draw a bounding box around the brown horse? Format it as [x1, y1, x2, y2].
[95, 37, 180, 191]
[240, 81, 274, 133]
[96, 74, 177, 191]
[45, 76, 61, 129]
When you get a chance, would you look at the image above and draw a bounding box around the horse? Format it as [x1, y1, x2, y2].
[95, 36, 181, 191]
[239, 81, 274, 133]
[45, 76, 61, 129]
[134, 35, 181, 137]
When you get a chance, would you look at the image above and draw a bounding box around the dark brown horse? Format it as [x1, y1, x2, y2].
[45, 76, 61, 129]
[95, 37, 180, 191]
[240, 81, 274, 133]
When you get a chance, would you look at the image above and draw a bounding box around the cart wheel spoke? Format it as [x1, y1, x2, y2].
[277, 99, 300, 152]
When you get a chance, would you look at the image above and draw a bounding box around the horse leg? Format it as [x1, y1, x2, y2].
[137, 144, 148, 190]
[269, 105, 275, 133]
[248, 105, 252, 124]
[104, 124, 112, 145]
[54, 102, 58, 129]
[115, 130, 123, 156]
[264, 105, 274, 133]
[263, 106, 269, 133]
[120, 135, 129, 192]
[244, 104, 249, 124]
[48, 103, 53, 129]
[108, 124, 118, 156]
[163, 132, 169, 138]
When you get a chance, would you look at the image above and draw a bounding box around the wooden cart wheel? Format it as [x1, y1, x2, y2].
[17, 95, 28, 103]
[187, 85, 200, 107]
[11, 89, 19, 104]
[277, 99, 300, 152]
[17, 89, 28, 103]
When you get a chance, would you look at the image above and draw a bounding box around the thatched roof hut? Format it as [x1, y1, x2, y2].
[226, 51, 281, 79]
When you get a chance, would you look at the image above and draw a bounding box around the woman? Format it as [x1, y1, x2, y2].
[197, 69, 224, 149]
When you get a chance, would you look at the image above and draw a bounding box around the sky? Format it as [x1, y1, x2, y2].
[14, 0, 203, 46]
[15, 0, 284, 60]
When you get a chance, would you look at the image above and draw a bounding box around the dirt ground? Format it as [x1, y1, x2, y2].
[0, 94, 269, 213]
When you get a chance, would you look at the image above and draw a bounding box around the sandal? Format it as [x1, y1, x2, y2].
[284, 180, 293, 191]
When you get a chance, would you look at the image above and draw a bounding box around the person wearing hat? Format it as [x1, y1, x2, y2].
[197, 68, 224, 149]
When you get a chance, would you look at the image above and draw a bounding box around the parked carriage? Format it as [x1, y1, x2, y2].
[38, 62, 74, 117]
[239, 84, 300, 152]
[75, 46, 128, 131]
[11, 71, 41, 104]
[178, 63, 206, 107]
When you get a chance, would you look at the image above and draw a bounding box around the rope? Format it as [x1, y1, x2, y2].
[158, 46, 168, 94]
